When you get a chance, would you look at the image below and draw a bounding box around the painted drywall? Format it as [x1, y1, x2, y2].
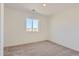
[0, 4, 1, 55]
[4, 6, 48, 47]
[49, 7, 79, 52]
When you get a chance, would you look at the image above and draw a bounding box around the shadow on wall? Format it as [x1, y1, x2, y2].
[50, 7, 79, 52]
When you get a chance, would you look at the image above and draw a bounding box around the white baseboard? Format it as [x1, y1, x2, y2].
[49, 39, 79, 52]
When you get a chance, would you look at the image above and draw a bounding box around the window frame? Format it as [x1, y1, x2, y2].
[26, 18, 39, 32]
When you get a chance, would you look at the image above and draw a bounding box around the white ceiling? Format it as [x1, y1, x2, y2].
[5, 3, 79, 16]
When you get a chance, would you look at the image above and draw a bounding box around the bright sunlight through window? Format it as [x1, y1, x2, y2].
[26, 18, 39, 32]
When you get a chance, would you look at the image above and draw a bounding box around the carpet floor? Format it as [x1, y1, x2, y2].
[4, 40, 79, 56]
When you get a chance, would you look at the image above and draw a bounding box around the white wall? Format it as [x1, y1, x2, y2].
[0, 4, 1, 55]
[5, 5, 79, 52]
[49, 7, 79, 52]
[4, 7, 48, 47]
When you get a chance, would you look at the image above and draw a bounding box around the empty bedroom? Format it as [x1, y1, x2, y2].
[4, 3, 79, 56]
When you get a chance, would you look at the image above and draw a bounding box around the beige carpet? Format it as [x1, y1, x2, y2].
[4, 40, 79, 56]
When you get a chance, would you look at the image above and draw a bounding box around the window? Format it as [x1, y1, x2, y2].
[26, 18, 39, 32]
